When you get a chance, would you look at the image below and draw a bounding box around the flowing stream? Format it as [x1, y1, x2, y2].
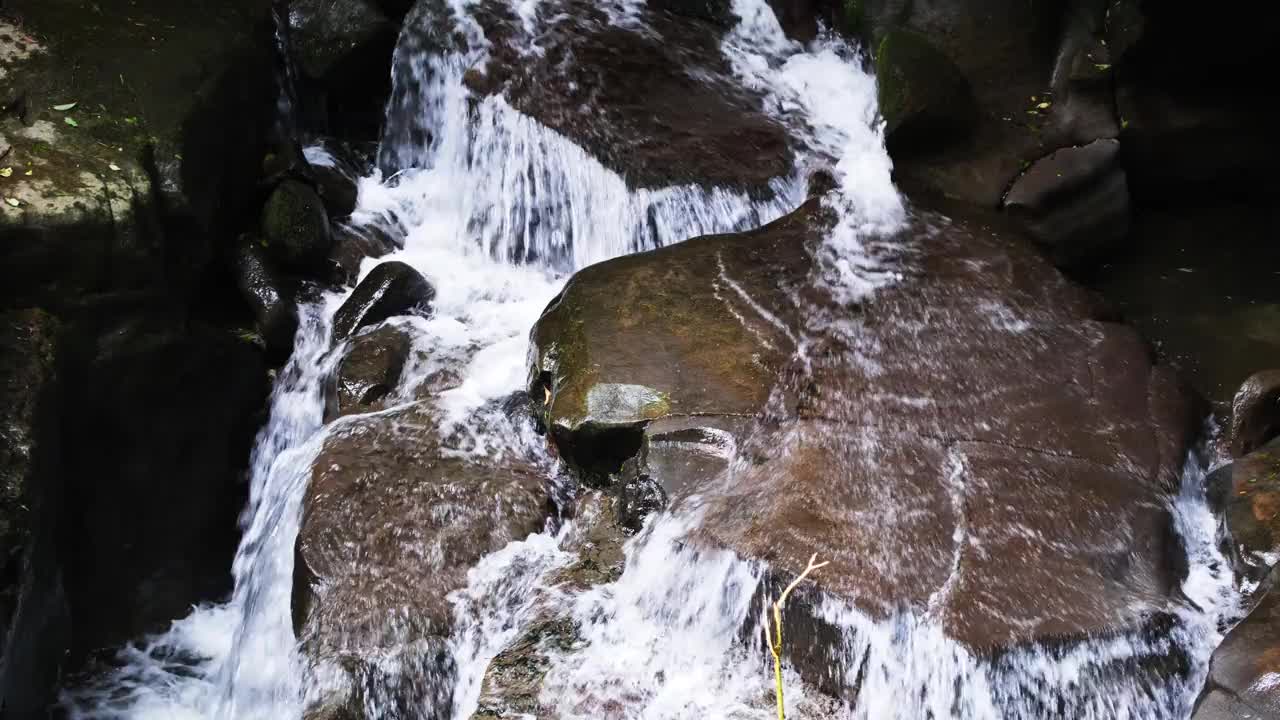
[61, 1, 1239, 718]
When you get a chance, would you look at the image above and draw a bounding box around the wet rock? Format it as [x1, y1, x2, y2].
[1232, 370, 1280, 458]
[261, 180, 334, 272]
[469, 491, 625, 719]
[1206, 437, 1280, 585]
[234, 240, 300, 363]
[844, 0, 1118, 206]
[464, 0, 792, 192]
[308, 158, 360, 219]
[1192, 566, 1280, 719]
[331, 261, 435, 340]
[330, 222, 400, 285]
[531, 197, 1200, 654]
[874, 28, 976, 151]
[294, 403, 552, 719]
[1003, 139, 1131, 269]
[649, 0, 734, 26]
[326, 325, 412, 419]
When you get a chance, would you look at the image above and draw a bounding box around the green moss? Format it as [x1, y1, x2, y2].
[840, 0, 866, 40]
[874, 28, 974, 140]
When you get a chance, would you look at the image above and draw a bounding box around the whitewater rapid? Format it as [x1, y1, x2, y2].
[59, 1, 1238, 718]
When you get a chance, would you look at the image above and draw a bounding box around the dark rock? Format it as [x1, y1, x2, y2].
[234, 240, 300, 363]
[290, 0, 395, 80]
[874, 28, 976, 151]
[262, 180, 334, 271]
[649, 0, 733, 26]
[1232, 370, 1280, 458]
[331, 261, 434, 340]
[845, 0, 1118, 207]
[330, 222, 400, 286]
[293, 404, 551, 719]
[1192, 566, 1280, 719]
[326, 325, 412, 420]
[0, 309, 60, 673]
[765, 0, 821, 43]
[1003, 139, 1131, 269]
[531, 197, 1200, 656]
[308, 158, 360, 220]
[289, 0, 402, 139]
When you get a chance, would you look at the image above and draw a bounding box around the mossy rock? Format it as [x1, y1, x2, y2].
[874, 28, 975, 148]
[261, 179, 333, 271]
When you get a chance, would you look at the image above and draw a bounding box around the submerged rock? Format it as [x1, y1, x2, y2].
[331, 261, 435, 340]
[530, 197, 1200, 662]
[293, 403, 552, 719]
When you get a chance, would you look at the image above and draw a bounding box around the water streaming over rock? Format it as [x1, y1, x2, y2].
[61, 1, 1238, 718]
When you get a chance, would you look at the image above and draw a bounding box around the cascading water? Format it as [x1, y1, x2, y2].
[60, 1, 1240, 718]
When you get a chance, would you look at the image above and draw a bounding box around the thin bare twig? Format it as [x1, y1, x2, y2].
[763, 553, 829, 720]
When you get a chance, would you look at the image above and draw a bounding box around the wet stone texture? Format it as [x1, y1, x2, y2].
[530, 195, 1201, 668]
[464, 0, 793, 192]
[1193, 566, 1280, 720]
[294, 402, 554, 718]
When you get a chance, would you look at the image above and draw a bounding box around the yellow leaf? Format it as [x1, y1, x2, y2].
[0, 167, 11, 178]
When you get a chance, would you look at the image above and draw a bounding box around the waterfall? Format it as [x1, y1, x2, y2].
[59, 1, 1238, 718]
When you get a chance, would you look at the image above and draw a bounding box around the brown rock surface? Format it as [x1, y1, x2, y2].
[294, 402, 553, 717]
[531, 195, 1200, 651]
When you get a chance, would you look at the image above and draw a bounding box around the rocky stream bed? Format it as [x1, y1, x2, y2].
[3, 1, 1279, 719]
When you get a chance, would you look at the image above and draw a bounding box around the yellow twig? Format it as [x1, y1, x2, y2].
[763, 553, 829, 720]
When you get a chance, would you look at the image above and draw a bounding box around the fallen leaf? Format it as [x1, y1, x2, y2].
[64, 116, 80, 127]
[0, 167, 11, 178]
[52, 102, 78, 111]
[4, 198, 20, 208]
[1036, 102, 1051, 110]
[109, 163, 122, 172]
[24, 169, 33, 176]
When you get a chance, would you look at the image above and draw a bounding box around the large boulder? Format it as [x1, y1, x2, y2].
[293, 403, 553, 719]
[332, 260, 435, 340]
[530, 196, 1201, 662]
[1003, 138, 1131, 269]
